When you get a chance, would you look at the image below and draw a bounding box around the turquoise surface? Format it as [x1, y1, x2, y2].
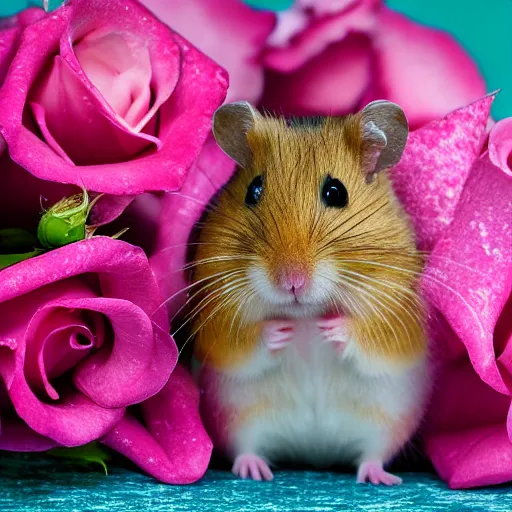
[2, 453, 512, 512]
[1, 0, 510, 119]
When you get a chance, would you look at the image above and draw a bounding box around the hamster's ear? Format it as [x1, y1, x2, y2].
[212, 101, 260, 168]
[359, 100, 408, 183]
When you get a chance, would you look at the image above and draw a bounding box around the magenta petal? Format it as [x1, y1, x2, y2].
[262, 33, 371, 117]
[141, 0, 274, 103]
[102, 365, 212, 484]
[150, 136, 236, 317]
[0, 27, 20, 84]
[72, 298, 176, 408]
[426, 423, 512, 489]
[391, 94, 494, 250]
[4, 376, 125, 447]
[0, 0, 228, 194]
[423, 155, 512, 394]
[489, 118, 512, 177]
[364, 8, 487, 128]
[264, 0, 378, 72]
[88, 195, 135, 227]
[0, 417, 59, 452]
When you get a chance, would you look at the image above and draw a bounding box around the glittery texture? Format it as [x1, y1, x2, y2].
[391, 94, 495, 250]
[390, 93, 512, 489]
[2, 455, 512, 511]
[422, 151, 512, 488]
[0, 0, 228, 194]
[0, 238, 177, 447]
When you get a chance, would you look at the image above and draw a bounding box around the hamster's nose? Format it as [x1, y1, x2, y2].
[277, 267, 310, 296]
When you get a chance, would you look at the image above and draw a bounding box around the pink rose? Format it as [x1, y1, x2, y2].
[0, 237, 177, 448]
[139, 0, 275, 104]
[262, 3, 486, 128]
[0, 0, 228, 195]
[390, 95, 512, 488]
[102, 364, 213, 484]
[150, 136, 236, 317]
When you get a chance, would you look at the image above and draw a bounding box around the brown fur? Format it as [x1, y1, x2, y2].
[192, 112, 426, 369]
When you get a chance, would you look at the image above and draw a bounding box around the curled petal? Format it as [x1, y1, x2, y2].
[102, 365, 212, 484]
[489, 118, 512, 177]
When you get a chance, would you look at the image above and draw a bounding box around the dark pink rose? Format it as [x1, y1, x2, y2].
[389, 95, 512, 488]
[150, 136, 236, 318]
[102, 364, 213, 484]
[262, 3, 486, 128]
[140, 0, 275, 104]
[0, 0, 228, 195]
[0, 237, 177, 448]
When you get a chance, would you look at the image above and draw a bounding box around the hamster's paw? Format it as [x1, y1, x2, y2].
[262, 319, 294, 352]
[356, 460, 402, 486]
[317, 314, 349, 354]
[232, 453, 274, 481]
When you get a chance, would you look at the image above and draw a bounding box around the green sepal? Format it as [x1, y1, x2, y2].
[49, 442, 111, 475]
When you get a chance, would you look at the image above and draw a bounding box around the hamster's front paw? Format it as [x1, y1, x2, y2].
[262, 319, 294, 352]
[232, 453, 274, 481]
[356, 460, 402, 486]
[317, 314, 350, 354]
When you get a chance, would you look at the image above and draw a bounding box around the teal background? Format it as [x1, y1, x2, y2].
[0, 0, 510, 119]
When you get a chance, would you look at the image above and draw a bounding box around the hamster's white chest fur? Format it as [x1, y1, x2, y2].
[217, 319, 427, 468]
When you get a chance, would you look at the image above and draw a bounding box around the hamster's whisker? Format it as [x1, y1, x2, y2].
[338, 273, 410, 350]
[341, 259, 486, 338]
[181, 286, 249, 356]
[173, 276, 248, 335]
[320, 273, 386, 351]
[180, 275, 248, 326]
[229, 288, 257, 341]
[167, 269, 246, 320]
[337, 266, 423, 328]
[337, 266, 421, 307]
[183, 255, 255, 271]
[153, 268, 241, 315]
[336, 202, 389, 241]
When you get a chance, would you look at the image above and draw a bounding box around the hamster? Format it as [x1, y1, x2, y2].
[189, 100, 429, 485]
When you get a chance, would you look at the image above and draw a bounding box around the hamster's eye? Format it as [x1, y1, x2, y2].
[322, 176, 349, 208]
[245, 175, 264, 206]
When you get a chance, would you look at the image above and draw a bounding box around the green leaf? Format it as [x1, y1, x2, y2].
[49, 443, 111, 475]
[0, 249, 45, 270]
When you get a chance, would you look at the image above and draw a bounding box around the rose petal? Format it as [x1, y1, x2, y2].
[102, 364, 212, 484]
[489, 118, 512, 177]
[73, 298, 176, 408]
[0, 0, 228, 194]
[31, 55, 158, 166]
[0, 27, 20, 84]
[363, 8, 487, 129]
[423, 154, 512, 395]
[74, 31, 152, 129]
[426, 423, 512, 489]
[141, 0, 275, 103]
[391, 94, 494, 250]
[0, 155, 77, 231]
[0, 238, 177, 445]
[261, 33, 372, 116]
[264, 0, 378, 71]
[150, 136, 236, 318]
[0, 416, 59, 451]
